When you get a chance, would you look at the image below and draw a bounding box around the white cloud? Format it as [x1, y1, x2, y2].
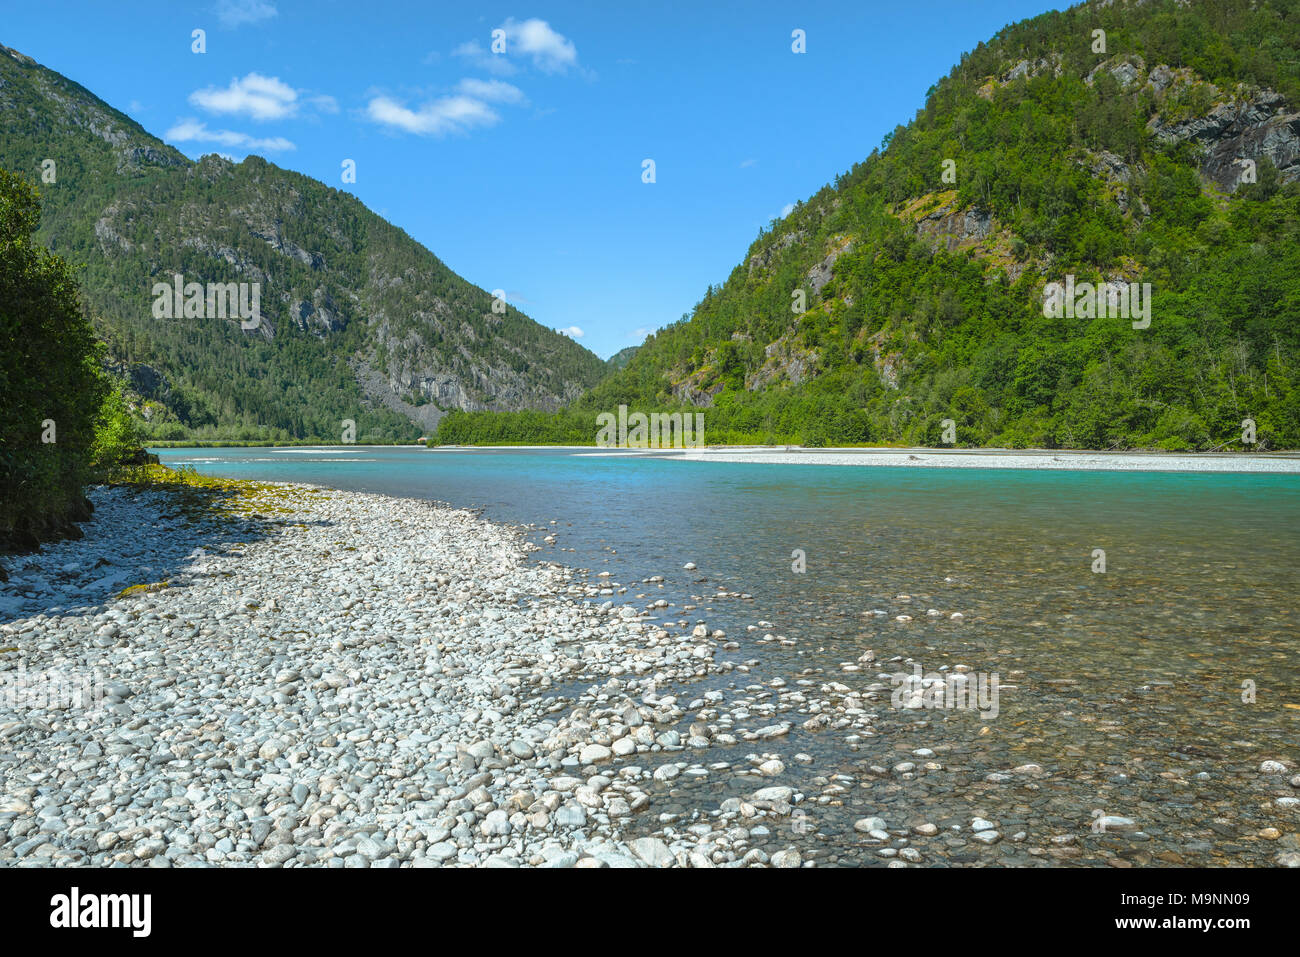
[558, 326, 585, 339]
[365, 79, 526, 136]
[780, 202, 795, 218]
[190, 73, 298, 121]
[215, 0, 277, 28]
[165, 119, 295, 152]
[453, 19, 579, 74]
[365, 94, 500, 136]
[740, 158, 757, 168]
[503, 18, 578, 73]
[456, 78, 527, 105]
[374, 23, 574, 139]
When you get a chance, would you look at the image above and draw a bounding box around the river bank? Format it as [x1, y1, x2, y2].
[429, 444, 1300, 473]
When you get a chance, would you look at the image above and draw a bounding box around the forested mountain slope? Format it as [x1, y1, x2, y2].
[442, 0, 1300, 449]
[0, 42, 608, 442]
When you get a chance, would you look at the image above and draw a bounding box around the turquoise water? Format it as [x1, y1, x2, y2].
[155, 446, 1300, 865]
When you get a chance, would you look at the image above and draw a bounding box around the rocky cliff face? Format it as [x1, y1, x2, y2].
[1149, 87, 1300, 190]
[1076, 53, 1300, 193]
[907, 196, 994, 252]
[979, 51, 1300, 200]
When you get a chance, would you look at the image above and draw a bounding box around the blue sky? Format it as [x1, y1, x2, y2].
[4, 0, 1063, 358]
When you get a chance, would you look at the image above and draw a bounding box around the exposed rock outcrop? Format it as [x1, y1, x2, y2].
[668, 360, 727, 406]
[977, 53, 1062, 98]
[290, 293, 346, 335]
[1077, 148, 1148, 216]
[746, 335, 820, 391]
[1086, 54, 1146, 90]
[747, 229, 805, 275]
[862, 329, 905, 391]
[805, 238, 853, 296]
[898, 193, 995, 252]
[1148, 89, 1300, 190]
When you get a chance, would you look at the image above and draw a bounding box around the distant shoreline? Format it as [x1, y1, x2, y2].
[652, 446, 1300, 474]
[151, 443, 1300, 473]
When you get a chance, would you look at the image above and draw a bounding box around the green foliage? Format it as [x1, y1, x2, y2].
[0, 169, 106, 547]
[432, 409, 595, 445]
[89, 384, 141, 469]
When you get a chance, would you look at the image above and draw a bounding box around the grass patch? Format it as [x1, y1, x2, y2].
[98, 463, 307, 523]
[117, 581, 170, 599]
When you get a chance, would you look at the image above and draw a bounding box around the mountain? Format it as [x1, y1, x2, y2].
[445, 0, 1300, 450]
[605, 346, 640, 372]
[0, 42, 608, 442]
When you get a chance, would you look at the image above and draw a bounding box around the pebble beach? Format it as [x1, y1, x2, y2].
[0, 480, 793, 867]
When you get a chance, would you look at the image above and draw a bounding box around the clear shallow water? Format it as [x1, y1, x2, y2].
[155, 446, 1300, 865]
